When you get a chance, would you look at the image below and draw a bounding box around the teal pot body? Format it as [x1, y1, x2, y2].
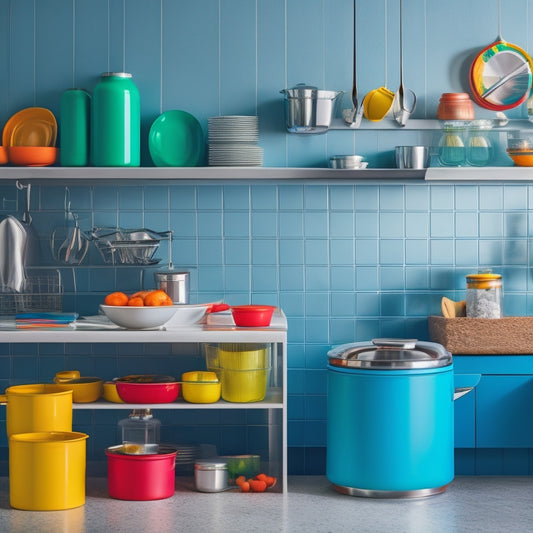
[60, 88, 91, 166]
[326, 364, 454, 496]
[91, 72, 140, 166]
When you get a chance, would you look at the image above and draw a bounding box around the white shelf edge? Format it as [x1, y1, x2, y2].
[425, 166, 533, 181]
[73, 391, 283, 410]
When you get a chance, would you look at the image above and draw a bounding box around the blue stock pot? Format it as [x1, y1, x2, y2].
[327, 338, 473, 499]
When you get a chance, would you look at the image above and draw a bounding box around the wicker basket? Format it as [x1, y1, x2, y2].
[428, 315, 533, 354]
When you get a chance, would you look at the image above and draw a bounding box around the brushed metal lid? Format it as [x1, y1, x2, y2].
[327, 338, 452, 370]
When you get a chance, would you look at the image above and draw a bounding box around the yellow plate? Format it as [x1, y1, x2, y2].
[2, 107, 57, 147]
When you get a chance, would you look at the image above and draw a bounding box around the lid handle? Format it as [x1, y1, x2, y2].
[372, 338, 418, 350]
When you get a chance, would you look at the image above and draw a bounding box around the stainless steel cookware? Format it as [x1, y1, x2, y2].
[281, 84, 344, 133]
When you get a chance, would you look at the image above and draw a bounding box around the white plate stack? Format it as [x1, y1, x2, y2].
[208, 115, 263, 166]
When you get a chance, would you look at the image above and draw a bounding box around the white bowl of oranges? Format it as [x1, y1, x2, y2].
[100, 290, 207, 329]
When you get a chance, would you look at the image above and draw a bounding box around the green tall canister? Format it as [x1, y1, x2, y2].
[60, 88, 91, 166]
[91, 72, 140, 166]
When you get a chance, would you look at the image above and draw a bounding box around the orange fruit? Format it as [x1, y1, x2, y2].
[127, 296, 145, 307]
[144, 289, 173, 306]
[104, 292, 129, 306]
[131, 290, 152, 301]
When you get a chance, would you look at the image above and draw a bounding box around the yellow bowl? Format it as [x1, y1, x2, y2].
[181, 371, 221, 403]
[363, 87, 395, 122]
[54, 377, 103, 403]
[102, 381, 125, 403]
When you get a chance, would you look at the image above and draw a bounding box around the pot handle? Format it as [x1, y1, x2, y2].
[453, 373, 481, 401]
[0, 394, 7, 404]
[453, 387, 473, 401]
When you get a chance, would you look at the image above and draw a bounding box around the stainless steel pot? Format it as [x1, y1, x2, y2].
[154, 270, 189, 304]
[327, 338, 479, 498]
[280, 84, 343, 134]
[194, 459, 228, 492]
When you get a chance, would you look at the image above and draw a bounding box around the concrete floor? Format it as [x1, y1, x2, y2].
[0, 476, 532, 533]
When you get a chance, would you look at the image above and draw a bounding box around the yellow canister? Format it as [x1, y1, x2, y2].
[1, 384, 73, 437]
[9, 431, 88, 510]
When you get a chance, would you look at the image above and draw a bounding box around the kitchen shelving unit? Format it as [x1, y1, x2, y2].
[0, 310, 288, 492]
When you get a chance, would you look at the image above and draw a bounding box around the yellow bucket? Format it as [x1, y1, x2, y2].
[219, 368, 270, 402]
[9, 431, 88, 510]
[1, 384, 73, 437]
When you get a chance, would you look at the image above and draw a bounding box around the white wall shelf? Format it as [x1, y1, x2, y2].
[0, 311, 288, 492]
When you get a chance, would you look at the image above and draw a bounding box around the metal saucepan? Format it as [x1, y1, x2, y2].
[281, 84, 344, 134]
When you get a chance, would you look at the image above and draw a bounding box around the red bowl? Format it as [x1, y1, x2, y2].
[231, 305, 276, 327]
[8, 146, 57, 166]
[115, 381, 180, 403]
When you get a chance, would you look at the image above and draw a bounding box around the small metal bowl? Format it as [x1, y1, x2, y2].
[329, 155, 364, 169]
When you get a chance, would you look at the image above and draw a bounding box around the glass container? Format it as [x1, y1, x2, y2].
[466, 272, 502, 319]
[118, 408, 160, 454]
[437, 122, 467, 166]
[466, 120, 493, 167]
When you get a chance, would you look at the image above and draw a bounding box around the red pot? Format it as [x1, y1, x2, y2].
[106, 446, 177, 500]
[115, 381, 180, 403]
[231, 305, 276, 327]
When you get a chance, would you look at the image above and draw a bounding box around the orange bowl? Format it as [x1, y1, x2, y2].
[0, 146, 7, 165]
[8, 146, 57, 166]
[507, 150, 533, 167]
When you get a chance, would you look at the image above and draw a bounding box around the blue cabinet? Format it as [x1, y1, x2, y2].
[476, 375, 533, 448]
[454, 356, 533, 449]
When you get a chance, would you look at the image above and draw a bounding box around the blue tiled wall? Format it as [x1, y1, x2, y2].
[3, 0, 533, 475]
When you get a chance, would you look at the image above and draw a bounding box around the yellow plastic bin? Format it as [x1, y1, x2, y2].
[0, 384, 73, 437]
[206, 344, 271, 402]
[9, 431, 88, 510]
[219, 367, 271, 402]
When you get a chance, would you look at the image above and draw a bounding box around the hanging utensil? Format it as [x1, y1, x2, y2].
[16, 181, 39, 266]
[344, 0, 359, 126]
[392, 0, 416, 126]
[50, 187, 89, 265]
[469, 0, 533, 110]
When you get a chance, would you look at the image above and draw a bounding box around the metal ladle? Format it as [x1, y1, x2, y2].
[344, 0, 359, 126]
[392, 0, 416, 127]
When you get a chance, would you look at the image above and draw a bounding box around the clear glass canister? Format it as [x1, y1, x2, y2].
[437, 121, 467, 166]
[91, 72, 140, 166]
[466, 273, 502, 319]
[466, 120, 493, 166]
[118, 408, 160, 454]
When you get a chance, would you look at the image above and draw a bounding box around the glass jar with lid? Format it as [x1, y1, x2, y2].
[466, 120, 493, 166]
[437, 121, 467, 166]
[118, 408, 161, 454]
[465, 272, 502, 318]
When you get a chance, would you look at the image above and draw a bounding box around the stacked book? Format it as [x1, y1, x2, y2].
[15, 312, 79, 329]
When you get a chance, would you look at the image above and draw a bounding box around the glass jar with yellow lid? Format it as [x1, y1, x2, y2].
[465, 272, 502, 318]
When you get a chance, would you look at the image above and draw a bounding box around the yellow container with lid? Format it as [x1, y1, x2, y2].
[9, 431, 88, 510]
[466, 272, 502, 318]
[181, 371, 221, 403]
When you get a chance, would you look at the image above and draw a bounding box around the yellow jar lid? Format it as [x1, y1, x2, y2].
[466, 273, 501, 280]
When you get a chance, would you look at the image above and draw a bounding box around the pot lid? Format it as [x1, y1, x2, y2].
[327, 338, 452, 369]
